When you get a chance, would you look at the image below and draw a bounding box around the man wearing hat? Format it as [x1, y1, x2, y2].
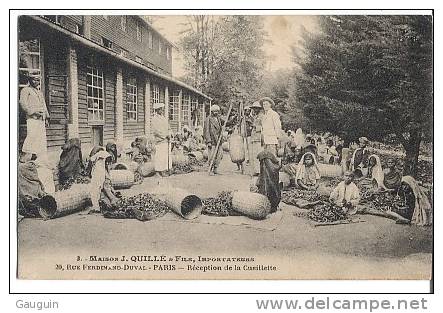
[19, 71, 50, 162]
[152, 102, 172, 177]
[350, 136, 371, 178]
[259, 97, 282, 156]
[203, 104, 224, 175]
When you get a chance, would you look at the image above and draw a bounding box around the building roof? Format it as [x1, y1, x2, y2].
[134, 16, 178, 49]
[27, 15, 211, 100]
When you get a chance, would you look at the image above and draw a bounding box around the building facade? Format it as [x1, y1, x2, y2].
[18, 15, 211, 166]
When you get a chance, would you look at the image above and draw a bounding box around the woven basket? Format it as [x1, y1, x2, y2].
[231, 191, 271, 220]
[189, 151, 204, 162]
[221, 141, 230, 152]
[137, 162, 155, 177]
[229, 134, 245, 163]
[39, 185, 91, 219]
[161, 188, 202, 219]
[318, 163, 343, 178]
[172, 153, 189, 166]
[110, 170, 135, 189]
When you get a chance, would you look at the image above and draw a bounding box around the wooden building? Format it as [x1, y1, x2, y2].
[18, 15, 211, 166]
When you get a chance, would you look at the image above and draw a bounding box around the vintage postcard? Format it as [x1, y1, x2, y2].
[14, 12, 433, 280]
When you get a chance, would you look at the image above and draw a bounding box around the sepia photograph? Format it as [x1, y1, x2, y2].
[14, 12, 433, 281]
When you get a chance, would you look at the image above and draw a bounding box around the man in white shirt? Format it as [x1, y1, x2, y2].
[152, 102, 171, 177]
[259, 97, 282, 156]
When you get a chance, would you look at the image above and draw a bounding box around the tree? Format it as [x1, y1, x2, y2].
[294, 15, 432, 176]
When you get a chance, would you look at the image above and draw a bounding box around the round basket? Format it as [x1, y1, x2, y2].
[318, 163, 343, 178]
[162, 188, 203, 219]
[172, 153, 189, 166]
[221, 142, 230, 152]
[231, 191, 271, 220]
[137, 162, 155, 177]
[229, 134, 245, 163]
[110, 170, 135, 189]
[188, 151, 204, 162]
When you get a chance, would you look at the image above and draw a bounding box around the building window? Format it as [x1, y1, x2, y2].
[151, 83, 160, 115]
[169, 90, 180, 122]
[121, 16, 127, 32]
[135, 56, 143, 64]
[19, 38, 41, 88]
[148, 31, 153, 49]
[102, 37, 113, 49]
[136, 21, 142, 41]
[166, 46, 170, 60]
[181, 93, 190, 126]
[87, 65, 104, 122]
[158, 40, 162, 55]
[191, 97, 199, 127]
[126, 77, 137, 121]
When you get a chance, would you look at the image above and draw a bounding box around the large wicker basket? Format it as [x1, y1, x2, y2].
[231, 191, 271, 220]
[161, 188, 202, 219]
[229, 134, 245, 163]
[172, 153, 189, 166]
[110, 170, 135, 189]
[137, 161, 155, 177]
[39, 184, 91, 219]
[318, 163, 343, 178]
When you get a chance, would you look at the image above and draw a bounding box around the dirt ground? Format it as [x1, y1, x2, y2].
[17, 154, 433, 280]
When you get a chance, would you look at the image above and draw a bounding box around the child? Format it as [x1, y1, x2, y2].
[329, 171, 361, 214]
[89, 147, 119, 212]
[295, 152, 321, 191]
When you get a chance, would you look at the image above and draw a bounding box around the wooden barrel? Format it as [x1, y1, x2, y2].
[231, 191, 272, 220]
[229, 134, 245, 163]
[221, 141, 230, 152]
[39, 184, 91, 219]
[110, 170, 135, 189]
[137, 162, 155, 177]
[318, 163, 343, 178]
[161, 188, 202, 219]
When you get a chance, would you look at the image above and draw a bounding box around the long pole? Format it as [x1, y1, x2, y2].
[208, 103, 233, 174]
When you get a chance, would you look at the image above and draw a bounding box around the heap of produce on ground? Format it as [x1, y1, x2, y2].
[57, 174, 91, 191]
[172, 156, 207, 175]
[307, 202, 348, 223]
[281, 189, 328, 206]
[102, 193, 170, 221]
[201, 191, 240, 217]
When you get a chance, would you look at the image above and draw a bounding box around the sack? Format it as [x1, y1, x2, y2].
[229, 133, 245, 163]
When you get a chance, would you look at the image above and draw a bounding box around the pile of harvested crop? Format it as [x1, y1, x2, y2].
[307, 202, 348, 223]
[103, 193, 170, 221]
[188, 156, 206, 167]
[58, 174, 91, 191]
[281, 189, 328, 206]
[202, 191, 239, 217]
[134, 171, 144, 184]
[172, 162, 194, 174]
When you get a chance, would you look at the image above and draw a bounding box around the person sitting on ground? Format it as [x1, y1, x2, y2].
[329, 170, 361, 214]
[350, 136, 371, 178]
[281, 142, 303, 187]
[105, 141, 118, 165]
[383, 158, 403, 191]
[295, 152, 321, 191]
[135, 137, 152, 161]
[256, 150, 281, 213]
[303, 137, 318, 157]
[366, 154, 386, 190]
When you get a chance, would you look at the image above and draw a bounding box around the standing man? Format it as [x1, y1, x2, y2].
[19, 71, 50, 162]
[249, 101, 264, 176]
[350, 136, 371, 178]
[243, 105, 253, 164]
[204, 104, 224, 175]
[152, 103, 171, 177]
[259, 97, 282, 156]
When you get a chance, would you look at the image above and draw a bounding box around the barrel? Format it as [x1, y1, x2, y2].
[229, 134, 245, 163]
[110, 170, 135, 189]
[137, 161, 155, 177]
[318, 163, 343, 178]
[162, 188, 203, 219]
[39, 184, 91, 219]
[231, 191, 272, 220]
